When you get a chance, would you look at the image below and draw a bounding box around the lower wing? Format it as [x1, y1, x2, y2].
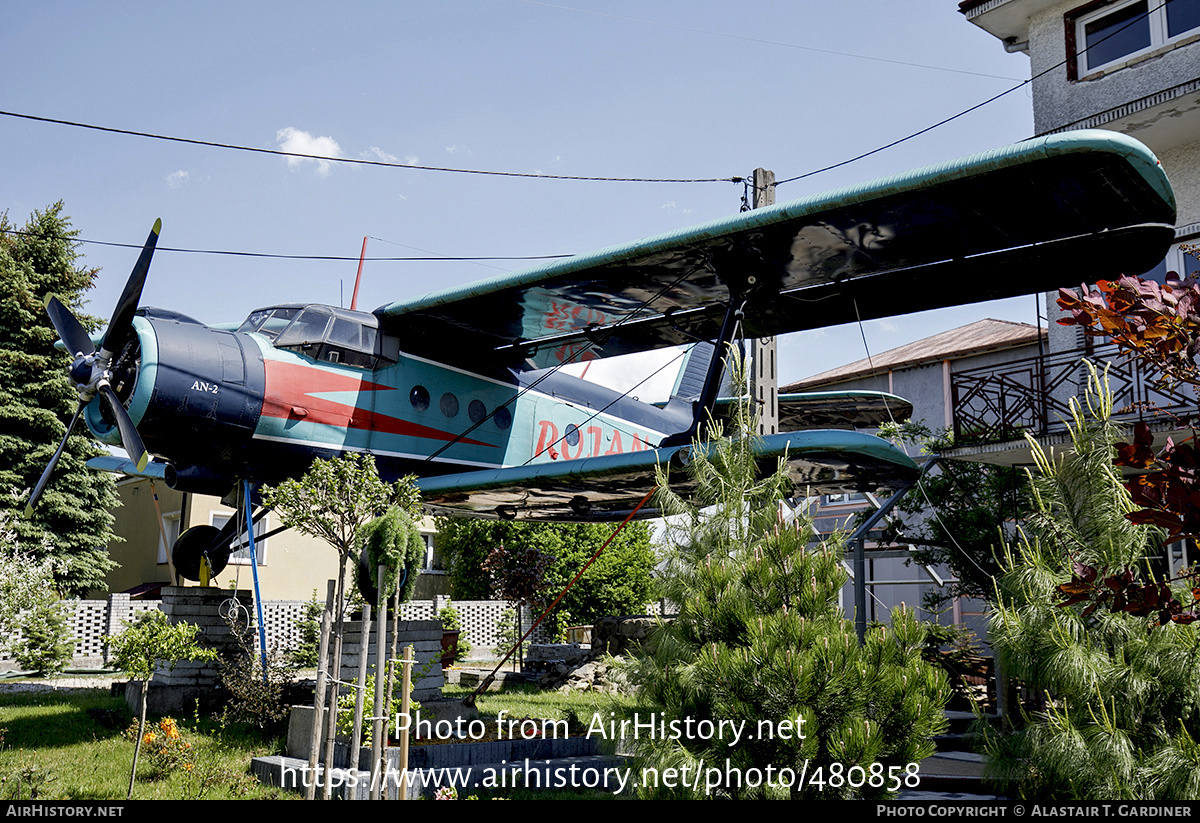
[418, 430, 918, 522]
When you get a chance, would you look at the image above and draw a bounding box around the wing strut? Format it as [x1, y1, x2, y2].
[661, 291, 748, 447]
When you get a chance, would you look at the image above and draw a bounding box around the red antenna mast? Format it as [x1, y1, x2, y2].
[350, 236, 368, 311]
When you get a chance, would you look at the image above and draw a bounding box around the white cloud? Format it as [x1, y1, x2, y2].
[362, 146, 398, 163]
[276, 127, 343, 175]
[659, 201, 693, 215]
[404, 154, 418, 165]
[444, 145, 471, 155]
[166, 170, 189, 189]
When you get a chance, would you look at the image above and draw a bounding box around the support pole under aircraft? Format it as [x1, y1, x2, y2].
[844, 458, 940, 644]
[243, 480, 269, 681]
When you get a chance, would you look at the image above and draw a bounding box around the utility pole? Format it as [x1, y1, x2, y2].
[750, 168, 778, 436]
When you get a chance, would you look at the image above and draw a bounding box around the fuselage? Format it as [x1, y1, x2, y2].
[83, 307, 682, 497]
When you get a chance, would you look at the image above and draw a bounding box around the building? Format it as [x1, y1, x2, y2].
[782, 318, 1045, 637]
[958, 0, 1199, 279]
[835, 0, 1200, 590]
[101, 478, 447, 602]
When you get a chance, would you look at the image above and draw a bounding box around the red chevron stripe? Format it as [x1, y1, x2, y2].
[261, 360, 493, 448]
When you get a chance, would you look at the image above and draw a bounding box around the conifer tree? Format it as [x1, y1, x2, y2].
[0, 204, 119, 595]
[985, 371, 1200, 800]
[631, 357, 950, 799]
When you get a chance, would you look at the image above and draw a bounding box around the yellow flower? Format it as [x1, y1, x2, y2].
[142, 732, 156, 745]
[160, 718, 181, 739]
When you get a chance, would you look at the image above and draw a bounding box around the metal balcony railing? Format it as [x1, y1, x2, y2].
[950, 343, 1196, 445]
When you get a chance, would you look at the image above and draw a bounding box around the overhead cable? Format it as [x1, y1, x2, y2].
[776, 0, 1168, 187]
[0, 109, 740, 185]
[0, 227, 574, 263]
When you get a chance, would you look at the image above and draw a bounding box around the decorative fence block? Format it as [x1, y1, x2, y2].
[0, 592, 656, 669]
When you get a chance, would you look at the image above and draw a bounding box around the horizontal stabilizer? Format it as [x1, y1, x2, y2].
[724, 390, 914, 431]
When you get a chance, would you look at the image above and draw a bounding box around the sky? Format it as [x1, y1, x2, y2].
[1, 1, 1039, 397]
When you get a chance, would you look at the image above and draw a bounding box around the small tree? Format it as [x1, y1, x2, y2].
[107, 611, 217, 799]
[13, 598, 73, 676]
[439, 601, 470, 660]
[983, 377, 1200, 800]
[353, 506, 424, 607]
[261, 454, 419, 624]
[0, 204, 120, 596]
[484, 542, 553, 667]
[259, 454, 419, 799]
[632, 361, 950, 799]
[0, 506, 59, 659]
[880, 420, 1028, 609]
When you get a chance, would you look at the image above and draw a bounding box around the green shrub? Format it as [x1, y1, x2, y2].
[14, 599, 73, 676]
[439, 601, 471, 660]
[289, 592, 322, 668]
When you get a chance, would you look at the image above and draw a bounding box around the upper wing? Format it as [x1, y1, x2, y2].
[376, 130, 1175, 372]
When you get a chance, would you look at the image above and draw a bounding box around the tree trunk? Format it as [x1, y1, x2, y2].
[127, 676, 150, 799]
[322, 557, 348, 800]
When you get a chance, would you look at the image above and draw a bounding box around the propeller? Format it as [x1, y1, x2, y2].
[25, 220, 161, 516]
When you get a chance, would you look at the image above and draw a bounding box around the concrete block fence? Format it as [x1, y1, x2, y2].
[0, 592, 661, 670]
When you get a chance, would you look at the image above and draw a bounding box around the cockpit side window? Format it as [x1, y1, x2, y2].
[328, 317, 364, 349]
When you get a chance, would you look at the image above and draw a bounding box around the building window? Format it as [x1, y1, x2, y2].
[1072, 0, 1200, 76]
[1134, 243, 1200, 284]
[822, 491, 867, 506]
[157, 511, 181, 565]
[210, 512, 269, 565]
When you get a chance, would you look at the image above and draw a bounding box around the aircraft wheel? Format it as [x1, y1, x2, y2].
[172, 525, 230, 582]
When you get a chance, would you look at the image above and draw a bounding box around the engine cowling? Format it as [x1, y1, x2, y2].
[84, 314, 265, 495]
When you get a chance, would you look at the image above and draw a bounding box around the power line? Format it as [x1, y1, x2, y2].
[777, 0, 1168, 187]
[0, 109, 741, 185]
[515, 0, 1025, 82]
[776, 83, 1026, 186]
[0, 227, 574, 263]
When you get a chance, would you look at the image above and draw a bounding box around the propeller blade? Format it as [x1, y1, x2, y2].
[101, 218, 161, 353]
[24, 401, 86, 516]
[100, 384, 150, 472]
[44, 296, 96, 358]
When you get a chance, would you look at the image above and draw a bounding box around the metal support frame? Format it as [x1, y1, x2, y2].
[845, 457, 941, 644]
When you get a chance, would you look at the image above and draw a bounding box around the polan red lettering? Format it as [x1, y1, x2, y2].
[533, 420, 649, 460]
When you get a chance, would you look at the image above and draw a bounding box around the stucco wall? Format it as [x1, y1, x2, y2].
[1027, 3, 1200, 136]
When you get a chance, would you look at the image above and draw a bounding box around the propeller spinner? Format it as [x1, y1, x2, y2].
[25, 220, 161, 516]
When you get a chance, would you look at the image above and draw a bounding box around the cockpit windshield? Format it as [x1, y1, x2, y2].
[238, 307, 300, 342]
[237, 304, 388, 368]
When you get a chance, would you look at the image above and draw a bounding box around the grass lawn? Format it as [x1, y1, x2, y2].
[442, 681, 635, 736]
[0, 675, 637, 800]
[0, 686, 295, 800]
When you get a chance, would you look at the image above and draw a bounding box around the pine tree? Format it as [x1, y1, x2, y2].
[0, 204, 119, 596]
[630, 360, 950, 799]
[984, 372, 1200, 800]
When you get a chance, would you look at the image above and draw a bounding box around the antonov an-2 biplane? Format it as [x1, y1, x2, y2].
[26, 130, 1176, 578]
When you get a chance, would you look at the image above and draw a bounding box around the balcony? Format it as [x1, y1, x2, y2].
[950, 343, 1196, 447]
